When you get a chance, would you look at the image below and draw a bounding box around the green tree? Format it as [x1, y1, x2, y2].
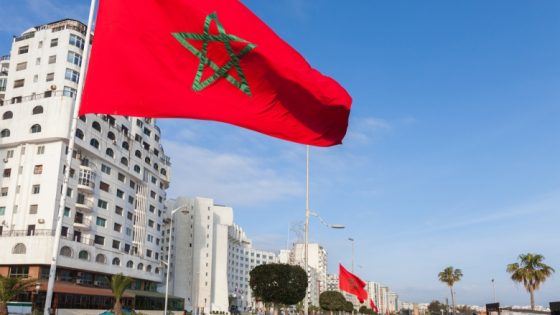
[358, 306, 375, 315]
[108, 273, 132, 315]
[319, 291, 346, 315]
[506, 253, 555, 310]
[438, 266, 463, 315]
[344, 301, 355, 314]
[427, 300, 445, 315]
[249, 264, 307, 315]
[0, 275, 37, 315]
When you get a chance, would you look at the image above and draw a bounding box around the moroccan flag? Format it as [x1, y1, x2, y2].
[370, 299, 379, 313]
[80, 0, 352, 147]
[339, 264, 368, 303]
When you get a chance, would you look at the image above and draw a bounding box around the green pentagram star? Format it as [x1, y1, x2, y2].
[172, 12, 256, 96]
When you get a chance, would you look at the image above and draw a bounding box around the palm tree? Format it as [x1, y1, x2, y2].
[438, 266, 463, 314]
[0, 275, 37, 315]
[108, 273, 132, 315]
[506, 253, 555, 310]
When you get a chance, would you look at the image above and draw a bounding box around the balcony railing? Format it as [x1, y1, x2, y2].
[0, 55, 9, 61]
[0, 229, 55, 237]
[0, 90, 75, 106]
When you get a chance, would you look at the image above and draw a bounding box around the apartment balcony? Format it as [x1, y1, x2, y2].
[73, 217, 92, 230]
[75, 198, 94, 212]
[0, 229, 54, 237]
[77, 167, 95, 193]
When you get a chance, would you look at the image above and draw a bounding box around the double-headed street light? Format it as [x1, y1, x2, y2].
[164, 206, 188, 315]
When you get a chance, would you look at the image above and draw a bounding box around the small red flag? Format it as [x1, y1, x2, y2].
[80, 0, 352, 147]
[370, 299, 379, 313]
[339, 264, 368, 303]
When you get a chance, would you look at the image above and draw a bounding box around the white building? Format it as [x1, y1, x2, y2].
[0, 53, 8, 103]
[285, 243, 328, 307]
[227, 224, 278, 311]
[0, 19, 176, 311]
[165, 197, 233, 314]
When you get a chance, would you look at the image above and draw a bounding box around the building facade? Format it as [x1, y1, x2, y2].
[0, 19, 177, 310]
[165, 197, 233, 314]
[227, 224, 278, 311]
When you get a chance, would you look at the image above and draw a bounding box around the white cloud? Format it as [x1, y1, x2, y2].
[163, 140, 302, 207]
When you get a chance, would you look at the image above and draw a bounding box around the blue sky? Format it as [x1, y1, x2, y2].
[1, 0, 559, 307]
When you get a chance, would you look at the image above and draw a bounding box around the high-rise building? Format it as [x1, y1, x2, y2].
[0, 19, 177, 311]
[165, 197, 233, 314]
[286, 243, 328, 307]
[227, 224, 279, 311]
[0, 53, 9, 103]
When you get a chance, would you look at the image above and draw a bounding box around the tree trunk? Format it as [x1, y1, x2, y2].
[114, 299, 123, 315]
[529, 287, 535, 311]
[449, 286, 456, 315]
[0, 302, 8, 315]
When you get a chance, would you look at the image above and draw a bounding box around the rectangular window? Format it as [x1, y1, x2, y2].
[29, 204, 38, 214]
[16, 62, 27, 71]
[96, 217, 106, 227]
[125, 228, 132, 236]
[0, 187, 7, 197]
[143, 127, 151, 136]
[94, 235, 105, 245]
[32, 185, 40, 194]
[149, 205, 155, 213]
[69, 34, 85, 49]
[127, 212, 133, 221]
[101, 164, 111, 174]
[0, 78, 6, 92]
[46, 73, 54, 82]
[61, 226, 68, 237]
[146, 249, 152, 257]
[129, 181, 136, 189]
[97, 199, 108, 209]
[37, 146, 45, 155]
[65, 68, 79, 83]
[64, 207, 70, 217]
[67, 51, 82, 66]
[112, 240, 120, 249]
[13, 79, 24, 88]
[124, 243, 131, 253]
[63, 86, 77, 97]
[147, 234, 154, 242]
[117, 173, 125, 182]
[35, 57, 41, 65]
[48, 55, 56, 64]
[114, 223, 122, 232]
[3, 169, 11, 177]
[50, 38, 58, 47]
[115, 206, 123, 216]
[148, 220, 154, 228]
[33, 165, 43, 174]
[116, 189, 124, 199]
[0, 207, 5, 215]
[128, 196, 134, 205]
[99, 181, 110, 192]
[9, 266, 29, 277]
[18, 45, 29, 54]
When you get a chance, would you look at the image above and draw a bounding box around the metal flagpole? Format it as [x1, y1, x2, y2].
[303, 145, 310, 315]
[44, 0, 97, 313]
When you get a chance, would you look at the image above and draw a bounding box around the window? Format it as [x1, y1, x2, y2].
[122, 141, 129, 150]
[0, 129, 9, 138]
[32, 106, 44, 114]
[148, 220, 154, 228]
[143, 127, 151, 136]
[96, 217, 106, 227]
[124, 244, 131, 253]
[60, 246, 72, 257]
[75, 129, 84, 139]
[112, 240, 120, 249]
[79, 250, 90, 260]
[64, 207, 70, 217]
[126, 212, 133, 221]
[99, 181, 109, 192]
[50, 38, 58, 47]
[107, 131, 116, 141]
[114, 223, 122, 232]
[128, 196, 134, 204]
[0, 207, 4, 215]
[3, 169, 11, 177]
[126, 261, 133, 268]
[48, 55, 56, 64]
[37, 146, 45, 154]
[120, 157, 128, 166]
[116, 189, 124, 199]
[112, 258, 120, 266]
[63, 86, 77, 97]
[92, 121, 101, 132]
[90, 138, 99, 149]
[0, 78, 6, 92]
[29, 204, 38, 214]
[46, 73, 54, 82]
[6, 150, 14, 159]
[135, 150, 142, 158]
[106, 148, 114, 158]
[94, 235, 105, 245]
[16, 62, 27, 71]
[69, 34, 85, 49]
[67, 51, 82, 66]
[9, 265, 29, 277]
[133, 165, 141, 173]
[146, 250, 152, 258]
[13, 79, 24, 88]
[97, 199, 108, 209]
[101, 164, 111, 174]
[34, 165, 43, 174]
[30, 124, 42, 133]
[65, 68, 79, 83]
[32, 185, 40, 194]
[1, 187, 7, 197]
[137, 263, 143, 270]
[96, 254, 107, 264]
[147, 234, 154, 242]
[115, 206, 123, 215]
[125, 228, 132, 236]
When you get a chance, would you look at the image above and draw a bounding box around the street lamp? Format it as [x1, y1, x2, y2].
[491, 279, 496, 302]
[164, 206, 188, 315]
[348, 238, 355, 272]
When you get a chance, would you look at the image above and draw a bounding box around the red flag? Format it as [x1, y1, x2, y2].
[80, 0, 352, 147]
[339, 264, 368, 303]
[370, 299, 379, 313]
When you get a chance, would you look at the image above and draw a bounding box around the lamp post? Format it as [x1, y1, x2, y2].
[491, 279, 496, 303]
[348, 238, 355, 272]
[164, 206, 188, 315]
[303, 146, 344, 315]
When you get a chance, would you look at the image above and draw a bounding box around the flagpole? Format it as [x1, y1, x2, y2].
[304, 145, 310, 315]
[44, 0, 97, 313]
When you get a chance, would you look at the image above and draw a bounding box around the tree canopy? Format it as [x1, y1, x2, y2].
[506, 253, 555, 310]
[319, 291, 346, 312]
[249, 263, 307, 306]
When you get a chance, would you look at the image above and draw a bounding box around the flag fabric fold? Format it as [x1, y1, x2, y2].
[339, 264, 368, 303]
[370, 298, 379, 313]
[80, 0, 352, 147]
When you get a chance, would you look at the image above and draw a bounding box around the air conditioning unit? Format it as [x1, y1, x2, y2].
[50, 84, 57, 90]
[93, 280, 101, 287]
[2, 158, 7, 163]
[76, 279, 84, 285]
